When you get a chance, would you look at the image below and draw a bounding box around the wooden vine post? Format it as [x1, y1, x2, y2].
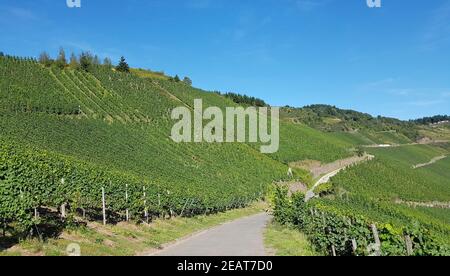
[351, 239, 358, 254]
[125, 184, 129, 222]
[102, 187, 106, 226]
[60, 178, 67, 219]
[331, 245, 337, 257]
[143, 186, 148, 224]
[61, 203, 67, 219]
[405, 235, 414, 256]
[370, 224, 382, 256]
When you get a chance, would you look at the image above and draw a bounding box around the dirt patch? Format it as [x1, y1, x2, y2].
[289, 160, 321, 172]
[288, 182, 308, 196]
[103, 239, 115, 247]
[292, 155, 372, 179]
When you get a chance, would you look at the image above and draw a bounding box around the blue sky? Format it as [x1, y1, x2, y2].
[1, 0, 449, 119]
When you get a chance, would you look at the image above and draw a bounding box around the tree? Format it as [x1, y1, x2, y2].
[69, 52, 78, 68]
[174, 75, 180, 82]
[103, 57, 112, 68]
[79, 52, 92, 71]
[116, 56, 130, 73]
[183, 77, 192, 86]
[55, 47, 67, 69]
[39, 51, 53, 67]
[0, 52, 4, 57]
[93, 55, 101, 66]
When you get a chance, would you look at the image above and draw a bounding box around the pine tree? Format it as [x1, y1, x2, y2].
[79, 52, 92, 72]
[174, 75, 180, 82]
[39, 51, 53, 67]
[183, 77, 192, 86]
[55, 47, 67, 69]
[93, 55, 101, 66]
[0, 52, 4, 57]
[103, 57, 112, 68]
[116, 56, 130, 73]
[69, 52, 78, 69]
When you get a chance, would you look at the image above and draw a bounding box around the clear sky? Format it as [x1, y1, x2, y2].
[1, 0, 449, 120]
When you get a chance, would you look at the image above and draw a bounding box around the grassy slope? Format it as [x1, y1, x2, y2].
[264, 221, 317, 256]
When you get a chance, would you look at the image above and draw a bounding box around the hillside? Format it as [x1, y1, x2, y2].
[0, 55, 352, 233]
[1, 54, 449, 256]
[281, 104, 433, 145]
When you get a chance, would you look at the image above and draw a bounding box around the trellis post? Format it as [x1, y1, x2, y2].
[125, 184, 129, 222]
[405, 235, 414, 256]
[370, 224, 382, 256]
[143, 186, 148, 223]
[102, 187, 107, 226]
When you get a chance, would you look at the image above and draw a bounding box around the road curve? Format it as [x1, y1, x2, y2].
[151, 213, 271, 256]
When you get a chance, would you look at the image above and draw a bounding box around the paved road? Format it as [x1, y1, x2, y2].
[152, 213, 270, 256]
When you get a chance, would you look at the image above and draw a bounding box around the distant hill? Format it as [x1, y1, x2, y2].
[413, 115, 450, 125]
[280, 104, 423, 143]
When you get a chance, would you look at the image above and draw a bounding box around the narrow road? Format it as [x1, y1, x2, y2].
[151, 213, 271, 256]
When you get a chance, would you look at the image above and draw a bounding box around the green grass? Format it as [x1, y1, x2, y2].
[0, 203, 267, 256]
[264, 221, 317, 256]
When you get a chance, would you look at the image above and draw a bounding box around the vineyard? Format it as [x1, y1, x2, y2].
[273, 188, 450, 256]
[1, 139, 279, 231]
[272, 141, 450, 256]
[329, 145, 450, 202]
[1, 53, 449, 255]
[0, 55, 355, 240]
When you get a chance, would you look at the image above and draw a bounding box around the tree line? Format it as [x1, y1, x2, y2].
[37, 48, 130, 73]
[3, 48, 194, 86]
[412, 115, 450, 125]
[222, 92, 267, 107]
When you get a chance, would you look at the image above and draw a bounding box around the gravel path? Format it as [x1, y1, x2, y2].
[412, 155, 447, 169]
[151, 213, 271, 256]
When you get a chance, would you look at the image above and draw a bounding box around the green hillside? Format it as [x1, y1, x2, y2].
[0, 55, 352, 232]
[2, 54, 449, 255]
[280, 104, 432, 145]
[273, 142, 450, 255]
